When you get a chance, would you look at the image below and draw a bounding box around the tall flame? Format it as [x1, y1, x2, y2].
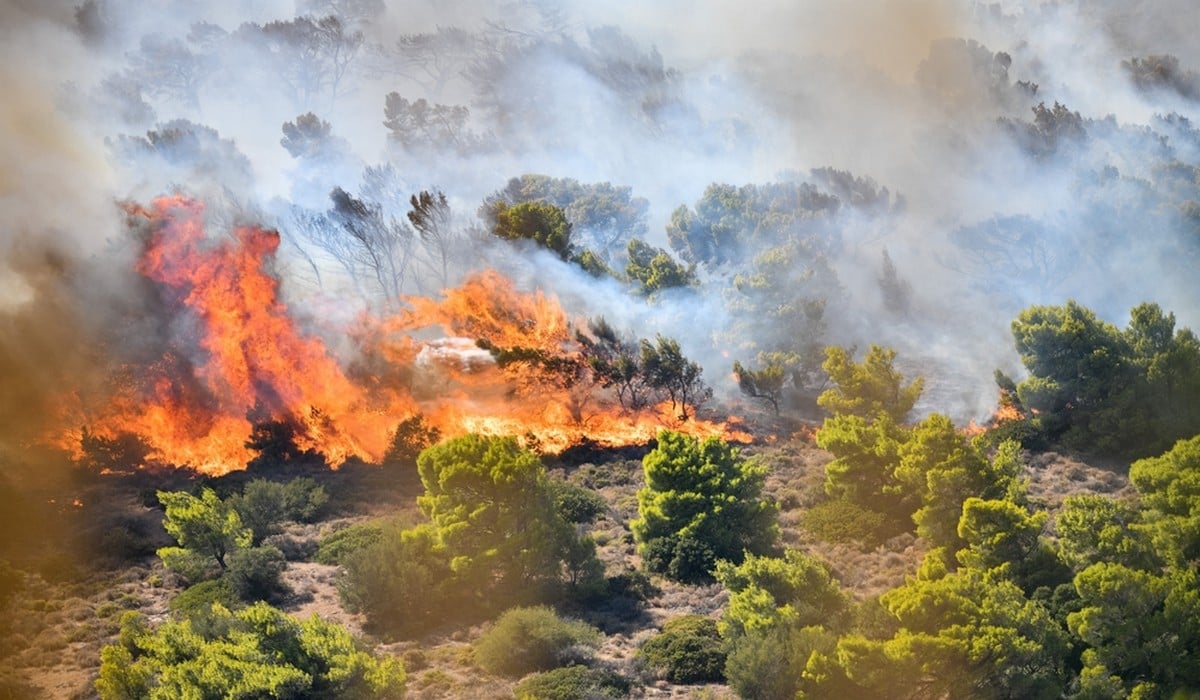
[52, 196, 748, 475]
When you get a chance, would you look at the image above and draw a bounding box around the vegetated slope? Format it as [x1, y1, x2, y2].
[1, 430, 1133, 699]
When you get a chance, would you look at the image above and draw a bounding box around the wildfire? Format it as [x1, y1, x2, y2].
[51, 196, 748, 475]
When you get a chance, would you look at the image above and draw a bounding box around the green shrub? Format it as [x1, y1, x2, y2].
[639, 615, 726, 684]
[226, 545, 288, 602]
[550, 480, 608, 524]
[474, 606, 602, 677]
[801, 498, 889, 545]
[724, 625, 840, 700]
[514, 665, 632, 699]
[338, 525, 452, 637]
[169, 579, 239, 618]
[314, 521, 385, 565]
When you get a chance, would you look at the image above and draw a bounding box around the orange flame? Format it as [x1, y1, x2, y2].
[51, 196, 749, 475]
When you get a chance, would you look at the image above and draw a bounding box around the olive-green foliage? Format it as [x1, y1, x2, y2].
[898, 418, 1019, 551]
[338, 524, 452, 637]
[639, 615, 726, 684]
[816, 412, 910, 521]
[1068, 563, 1200, 697]
[1055, 494, 1158, 572]
[549, 480, 607, 524]
[417, 434, 575, 591]
[169, 578, 239, 619]
[482, 174, 649, 259]
[715, 550, 848, 640]
[724, 624, 842, 700]
[638, 336, 712, 421]
[230, 477, 328, 545]
[474, 606, 602, 677]
[156, 488, 252, 578]
[225, 545, 288, 602]
[1129, 434, 1200, 565]
[1011, 301, 1200, 458]
[818, 345, 924, 422]
[314, 521, 385, 565]
[489, 200, 573, 260]
[625, 238, 695, 296]
[632, 431, 778, 583]
[513, 665, 632, 700]
[800, 497, 890, 545]
[839, 566, 1069, 699]
[95, 602, 406, 699]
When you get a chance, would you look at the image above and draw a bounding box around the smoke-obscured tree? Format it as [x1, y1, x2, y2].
[156, 488, 252, 577]
[732, 359, 786, 414]
[114, 119, 255, 196]
[1000, 101, 1087, 158]
[878, 248, 913, 315]
[579, 317, 651, 412]
[466, 27, 682, 142]
[624, 238, 695, 296]
[632, 431, 778, 583]
[124, 34, 210, 111]
[946, 215, 1072, 303]
[724, 239, 834, 401]
[297, 0, 385, 30]
[639, 335, 711, 421]
[486, 200, 573, 261]
[279, 112, 334, 158]
[297, 186, 413, 306]
[237, 15, 363, 110]
[94, 602, 406, 699]
[406, 189, 459, 289]
[383, 93, 481, 154]
[1123, 54, 1200, 101]
[915, 38, 1035, 114]
[391, 26, 478, 97]
[666, 181, 840, 269]
[482, 174, 650, 260]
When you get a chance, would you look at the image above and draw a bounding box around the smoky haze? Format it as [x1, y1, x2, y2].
[2, 0, 1200, 465]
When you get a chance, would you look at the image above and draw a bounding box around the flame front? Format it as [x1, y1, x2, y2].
[51, 196, 748, 475]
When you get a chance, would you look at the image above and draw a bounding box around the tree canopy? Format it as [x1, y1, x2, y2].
[632, 431, 778, 582]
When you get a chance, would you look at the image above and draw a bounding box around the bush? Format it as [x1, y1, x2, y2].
[550, 480, 608, 524]
[314, 521, 385, 565]
[639, 615, 726, 683]
[514, 665, 632, 700]
[169, 578, 239, 618]
[384, 414, 441, 465]
[226, 545, 287, 602]
[338, 525, 452, 637]
[474, 606, 602, 677]
[724, 625, 840, 700]
[801, 498, 890, 545]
